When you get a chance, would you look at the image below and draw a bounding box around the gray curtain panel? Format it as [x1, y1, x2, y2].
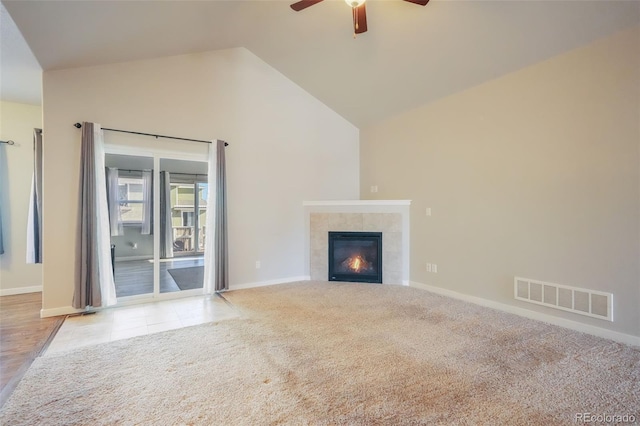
[0, 190, 3, 254]
[160, 171, 173, 259]
[0, 198, 3, 255]
[215, 140, 228, 292]
[30, 129, 44, 263]
[0, 142, 6, 255]
[73, 122, 103, 308]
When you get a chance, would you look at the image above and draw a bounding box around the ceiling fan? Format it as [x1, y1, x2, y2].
[290, 0, 430, 36]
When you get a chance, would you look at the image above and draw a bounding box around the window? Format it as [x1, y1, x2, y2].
[182, 211, 194, 227]
[118, 177, 144, 224]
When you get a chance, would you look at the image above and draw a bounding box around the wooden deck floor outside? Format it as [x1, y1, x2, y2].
[114, 257, 204, 297]
[0, 292, 64, 408]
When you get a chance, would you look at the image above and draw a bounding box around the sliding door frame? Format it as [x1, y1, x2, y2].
[104, 141, 209, 307]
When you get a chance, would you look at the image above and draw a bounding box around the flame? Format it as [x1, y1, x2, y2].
[340, 253, 372, 274]
[347, 255, 365, 272]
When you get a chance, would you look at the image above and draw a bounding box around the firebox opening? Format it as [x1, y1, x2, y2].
[328, 231, 382, 284]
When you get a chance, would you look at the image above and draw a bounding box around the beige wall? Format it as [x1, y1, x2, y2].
[360, 26, 640, 337]
[0, 101, 43, 294]
[42, 47, 359, 313]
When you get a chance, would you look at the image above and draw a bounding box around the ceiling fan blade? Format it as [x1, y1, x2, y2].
[290, 0, 325, 12]
[403, 0, 429, 5]
[354, 3, 368, 34]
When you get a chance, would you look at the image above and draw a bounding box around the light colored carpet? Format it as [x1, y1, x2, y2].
[1, 282, 639, 425]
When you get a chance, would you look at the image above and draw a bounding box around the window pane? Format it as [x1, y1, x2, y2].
[199, 183, 208, 206]
[120, 201, 143, 223]
[117, 176, 145, 223]
[127, 183, 143, 201]
[182, 211, 194, 227]
[118, 184, 128, 201]
[176, 185, 194, 206]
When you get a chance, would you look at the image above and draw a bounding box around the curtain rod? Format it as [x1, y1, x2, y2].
[110, 168, 151, 173]
[112, 168, 207, 177]
[170, 172, 207, 175]
[169, 172, 208, 178]
[73, 123, 228, 146]
[0, 140, 15, 145]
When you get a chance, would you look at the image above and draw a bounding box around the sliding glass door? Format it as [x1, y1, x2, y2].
[105, 154, 154, 298]
[104, 152, 208, 300]
[159, 159, 208, 294]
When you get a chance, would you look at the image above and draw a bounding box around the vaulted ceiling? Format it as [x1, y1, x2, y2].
[2, 0, 639, 127]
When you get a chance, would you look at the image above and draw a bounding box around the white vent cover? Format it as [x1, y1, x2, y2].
[514, 277, 613, 322]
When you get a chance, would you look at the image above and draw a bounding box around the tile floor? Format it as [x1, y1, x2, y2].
[45, 295, 239, 356]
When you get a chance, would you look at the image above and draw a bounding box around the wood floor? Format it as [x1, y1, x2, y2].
[0, 258, 204, 407]
[0, 292, 64, 408]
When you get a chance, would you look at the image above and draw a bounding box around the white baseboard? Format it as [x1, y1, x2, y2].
[0, 285, 43, 296]
[230, 276, 311, 291]
[40, 305, 85, 318]
[409, 281, 640, 347]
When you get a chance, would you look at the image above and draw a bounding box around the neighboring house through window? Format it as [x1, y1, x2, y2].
[170, 179, 207, 254]
[118, 177, 144, 224]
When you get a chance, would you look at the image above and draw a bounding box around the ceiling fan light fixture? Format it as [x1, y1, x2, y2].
[345, 0, 365, 8]
[290, 0, 428, 36]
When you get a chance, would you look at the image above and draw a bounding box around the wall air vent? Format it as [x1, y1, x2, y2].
[514, 277, 613, 322]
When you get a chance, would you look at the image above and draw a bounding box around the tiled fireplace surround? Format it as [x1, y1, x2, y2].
[304, 201, 411, 285]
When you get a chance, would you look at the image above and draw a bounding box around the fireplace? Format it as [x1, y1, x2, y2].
[328, 232, 382, 283]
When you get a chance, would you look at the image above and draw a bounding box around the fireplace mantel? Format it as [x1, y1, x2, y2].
[303, 200, 411, 285]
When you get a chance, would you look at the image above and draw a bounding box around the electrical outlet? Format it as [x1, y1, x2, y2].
[432, 264, 438, 273]
[370, 185, 378, 193]
[426, 262, 432, 273]
[426, 207, 432, 216]
[255, 261, 261, 269]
